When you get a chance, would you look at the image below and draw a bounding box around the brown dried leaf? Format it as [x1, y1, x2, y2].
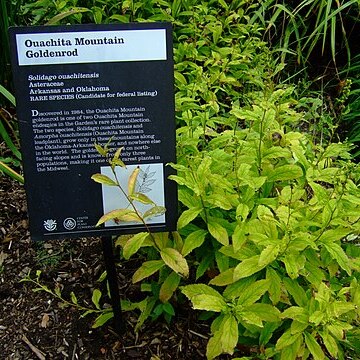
[40, 313, 50, 328]
[0, 251, 8, 266]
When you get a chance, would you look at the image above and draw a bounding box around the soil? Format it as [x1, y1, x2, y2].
[0, 175, 225, 359]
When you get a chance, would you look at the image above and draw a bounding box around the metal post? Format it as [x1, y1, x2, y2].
[101, 236, 125, 334]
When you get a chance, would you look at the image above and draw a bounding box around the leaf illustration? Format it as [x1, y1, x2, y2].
[140, 187, 152, 193]
[147, 171, 156, 179]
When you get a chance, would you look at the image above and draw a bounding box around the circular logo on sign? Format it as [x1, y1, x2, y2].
[44, 219, 57, 232]
[63, 218, 76, 230]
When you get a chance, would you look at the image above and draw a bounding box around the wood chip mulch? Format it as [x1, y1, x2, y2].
[0, 175, 222, 359]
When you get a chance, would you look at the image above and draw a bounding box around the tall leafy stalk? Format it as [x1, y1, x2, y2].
[0, 0, 11, 88]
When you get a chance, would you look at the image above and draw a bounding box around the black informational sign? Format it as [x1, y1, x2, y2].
[9, 23, 177, 240]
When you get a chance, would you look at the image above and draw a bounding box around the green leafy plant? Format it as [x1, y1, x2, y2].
[0, 0, 26, 87]
[9, 2, 360, 359]
[171, 86, 360, 358]
[0, 84, 23, 183]
[256, 0, 360, 70]
[20, 268, 154, 329]
[20, 270, 112, 327]
[337, 57, 360, 156]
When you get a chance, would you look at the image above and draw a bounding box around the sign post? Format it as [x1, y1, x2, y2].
[9, 23, 176, 334]
[101, 236, 125, 334]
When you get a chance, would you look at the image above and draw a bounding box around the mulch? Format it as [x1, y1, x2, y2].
[0, 175, 219, 359]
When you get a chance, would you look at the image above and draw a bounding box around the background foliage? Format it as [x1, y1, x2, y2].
[1, 0, 360, 359]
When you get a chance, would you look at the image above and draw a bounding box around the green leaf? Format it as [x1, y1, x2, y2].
[181, 229, 207, 256]
[223, 276, 256, 300]
[113, 146, 123, 160]
[282, 307, 309, 323]
[177, 207, 203, 229]
[92, 311, 113, 328]
[135, 297, 156, 332]
[258, 244, 279, 267]
[174, 71, 187, 85]
[309, 311, 324, 326]
[215, 250, 229, 273]
[91, 289, 102, 310]
[123, 232, 150, 259]
[96, 209, 140, 226]
[159, 272, 181, 303]
[209, 268, 235, 286]
[283, 278, 308, 307]
[276, 330, 301, 350]
[128, 192, 155, 205]
[328, 321, 352, 340]
[160, 248, 189, 277]
[236, 204, 249, 221]
[132, 260, 165, 283]
[331, 301, 355, 316]
[282, 254, 305, 279]
[0, 84, 16, 105]
[54, 286, 62, 297]
[318, 228, 352, 243]
[266, 164, 303, 182]
[260, 322, 281, 346]
[181, 284, 224, 301]
[153, 232, 169, 250]
[267, 268, 281, 305]
[162, 302, 175, 316]
[291, 320, 309, 335]
[45, 7, 90, 25]
[143, 206, 166, 219]
[81, 310, 95, 317]
[320, 331, 338, 358]
[70, 291, 78, 305]
[111, 157, 126, 168]
[190, 294, 227, 312]
[196, 253, 213, 280]
[91, 173, 117, 186]
[208, 218, 229, 246]
[0, 161, 24, 183]
[237, 279, 269, 306]
[279, 335, 302, 360]
[263, 147, 291, 159]
[245, 303, 281, 322]
[304, 331, 325, 360]
[94, 143, 107, 156]
[240, 311, 264, 327]
[206, 193, 233, 210]
[220, 314, 239, 354]
[322, 241, 351, 275]
[233, 255, 266, 281]
[207, 314, 238, 359]
[206, 328, 223, 360]
[232, 222, 247, 252]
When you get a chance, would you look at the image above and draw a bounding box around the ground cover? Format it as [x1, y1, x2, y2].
[0, 174, 220, 359]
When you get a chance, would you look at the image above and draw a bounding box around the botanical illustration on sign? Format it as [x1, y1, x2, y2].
[91, 141, 166, 228]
